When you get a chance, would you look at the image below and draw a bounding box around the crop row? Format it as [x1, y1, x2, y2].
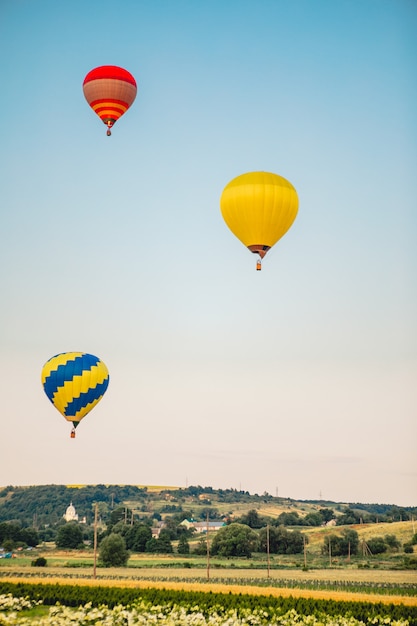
[0, 581, 416, 625]
[0, 569, 416, 597]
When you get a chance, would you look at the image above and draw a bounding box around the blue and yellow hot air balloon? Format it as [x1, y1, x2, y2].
[41, 352, 109, 438]
[220, 171, 299, 270]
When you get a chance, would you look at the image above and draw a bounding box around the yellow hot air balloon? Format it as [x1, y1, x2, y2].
[220, 171, 298, 270]
[41, 352, 110, 438]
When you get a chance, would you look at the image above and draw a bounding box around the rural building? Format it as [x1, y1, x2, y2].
[180, 519, 226, 533]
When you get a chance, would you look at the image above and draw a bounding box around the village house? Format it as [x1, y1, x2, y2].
[180, 519, 226, 533]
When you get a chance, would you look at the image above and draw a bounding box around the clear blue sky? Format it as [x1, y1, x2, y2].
[1, 0, 416, 506]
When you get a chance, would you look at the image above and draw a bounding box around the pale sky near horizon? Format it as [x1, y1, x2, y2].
[1, 0, 416, 507]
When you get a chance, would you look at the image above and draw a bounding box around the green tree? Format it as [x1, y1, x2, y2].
[237, 509, 265, 528]
[0, 522, 21, 543]
[259, 526, 304, 554]
[128, 523, 152, 552]
[319, 508, 335, 523]
[193, 537, 208, 555]
[108, 507, 130, 530]
[322, 529, 359, 556]
[211, 523, 259, 557]
[19, 527, 39, 547]
[336, 508, 361, 525]
[156, 529, 173, 553]
[384, 534, 401, 550]
[367, 537, 387, 554]
[99, 533, 129, 567]
[56, 523, 84, 549]
[275, 511, 300, 526]
[145, 537, 159, 553]
[177, 535, 190, 554]
[303, 512, 324, 526]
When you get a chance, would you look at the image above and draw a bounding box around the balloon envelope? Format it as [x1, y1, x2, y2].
[41, 352, 109, 428]
[220, 171, 298, 259]
[83, 65, 137, 131]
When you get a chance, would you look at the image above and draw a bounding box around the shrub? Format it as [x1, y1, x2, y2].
[366, 537, 387, 554]
[31, 557, 47, 567]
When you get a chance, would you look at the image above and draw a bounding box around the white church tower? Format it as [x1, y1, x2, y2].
[63, 502, 79, 522]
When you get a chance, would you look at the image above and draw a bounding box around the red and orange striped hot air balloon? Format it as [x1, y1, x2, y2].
[83, 66, 137, 136]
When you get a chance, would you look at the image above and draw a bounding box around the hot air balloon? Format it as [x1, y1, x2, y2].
[41, 352, 110, 438]
[220, 171, 299, 270]
[83, 66, 137, 136]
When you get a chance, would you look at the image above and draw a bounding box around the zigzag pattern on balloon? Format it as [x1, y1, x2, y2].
[41, 352, 109, 424]
[63, 379, 109, 418]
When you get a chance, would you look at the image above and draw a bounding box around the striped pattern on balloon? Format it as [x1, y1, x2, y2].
[83, 66, 137, 135]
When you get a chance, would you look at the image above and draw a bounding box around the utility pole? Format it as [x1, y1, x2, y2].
[206, 512, 210, 581]
[328, 537, 332, 566]
[303, 535, 307, 569]
[93, 503, 98, 580]
[266, 524, 270, 578]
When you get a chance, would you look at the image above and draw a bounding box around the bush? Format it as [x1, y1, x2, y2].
[31, 557, 47, 567]
[366, 537, 387, 554]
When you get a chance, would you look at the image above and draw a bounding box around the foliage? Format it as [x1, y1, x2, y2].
[145, 531, 173, 554]
[366, 537, 388, 554]
[193, 537, 208, 555]
[276, 511, 301, 526]
[385, 534, 401, 550]
[0, 484, 147, 527]
[56, 522, 84, 549]
[211, 523, 259, 557]
[235, 508, 267, 528]
[177, 535, 190, 554]
[322, 529, 359, 556]
[336, 508, 362, 526]
[259, 526, 304, 554]
[98, 533, 129, 567]
[0, 522, 38, 549]
[31, 557, 47, 567]
[125, 523, 152, 552]
[156, 529, 173, 553]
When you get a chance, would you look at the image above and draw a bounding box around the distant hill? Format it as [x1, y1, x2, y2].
[0, 484, 415, 529]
